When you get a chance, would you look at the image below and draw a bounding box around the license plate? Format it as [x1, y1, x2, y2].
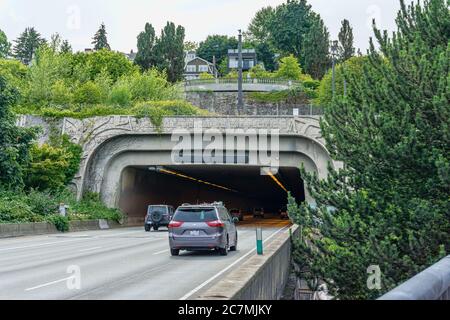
[190, 230, 200, 236]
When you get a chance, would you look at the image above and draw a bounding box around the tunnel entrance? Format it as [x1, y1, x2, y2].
[118, 165, 305, 219]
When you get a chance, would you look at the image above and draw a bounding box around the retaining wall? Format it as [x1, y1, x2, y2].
[197, 226, 297, 300]
[0, 217, 144, 238]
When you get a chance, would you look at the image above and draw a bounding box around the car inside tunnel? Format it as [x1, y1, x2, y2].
[118, 165, 305, 219]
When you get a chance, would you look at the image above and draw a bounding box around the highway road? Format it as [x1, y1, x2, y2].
[0, 219, 289, 300]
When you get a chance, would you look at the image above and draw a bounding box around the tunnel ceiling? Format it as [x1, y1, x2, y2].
[119, 165, 305, 218]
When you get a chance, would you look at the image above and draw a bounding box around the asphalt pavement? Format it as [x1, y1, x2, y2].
[0, 217, 290, 300]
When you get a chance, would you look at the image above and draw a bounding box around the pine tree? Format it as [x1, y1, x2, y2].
[288, 0, 450, 299]
[92, 23, 110, 51]
[135, 23, 157, 70]
[13, 27, 46, 65]
[338, 19, 355, 62]
[302, 14, 331, 79]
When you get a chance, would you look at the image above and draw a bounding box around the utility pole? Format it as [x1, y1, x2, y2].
[212, 55, 217, 78]
[330, 40, 339, 99]
[237, 29, 244, 114]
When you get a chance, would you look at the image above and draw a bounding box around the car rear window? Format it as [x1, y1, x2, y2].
[148, 206, 167, 214]
[173, 208, 218, 222]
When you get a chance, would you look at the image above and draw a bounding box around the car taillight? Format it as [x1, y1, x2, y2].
[168, 221, 184, 228]
[207, 220, 225, 228]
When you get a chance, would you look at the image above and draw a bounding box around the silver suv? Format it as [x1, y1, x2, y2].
[168, 202, 238, 256]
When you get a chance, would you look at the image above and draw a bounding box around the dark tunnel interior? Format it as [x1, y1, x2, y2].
[118, 165, 305, 218]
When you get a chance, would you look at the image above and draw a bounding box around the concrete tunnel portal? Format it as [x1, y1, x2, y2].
[118, 165, 305, 219]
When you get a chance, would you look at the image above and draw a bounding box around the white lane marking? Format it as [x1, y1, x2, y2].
[0, 229, 154, 252]
[179, 226, 290, 300]
[0, 237, 166, 264]
[25, 276, 74, 292]
[78, 246, 102, 252]
[153, 249, 169, 255]
[0, 238, 89, 252]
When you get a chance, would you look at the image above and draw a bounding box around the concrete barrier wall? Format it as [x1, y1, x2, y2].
[198, 226, 298, 300]
[0, 217, 144, 238]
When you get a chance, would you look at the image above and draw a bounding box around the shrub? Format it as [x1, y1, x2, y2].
[0, 191, 42, 223]
[199, 72, 214, 80]
[109, 81, 132, 106]
[276, 55, 303, 80]
[51, 80, 72, 106]
[47, 215, 69, 232]
[24, 143, 70, 191]
[128, 69, 181, 101]
[133, 100, 208, 129]
[73, 81, 103, 105]
[25, 189, 58, 216]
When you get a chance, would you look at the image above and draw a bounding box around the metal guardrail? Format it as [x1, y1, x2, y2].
[185, 78, 301, 87]
[378, 255, 450, 300]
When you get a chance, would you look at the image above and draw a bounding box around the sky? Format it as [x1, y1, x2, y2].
[0, 0, 401, 53]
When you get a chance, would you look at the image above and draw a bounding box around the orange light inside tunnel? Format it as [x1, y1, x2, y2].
[156, 168, 238, 193]
[267, 171, 288, 193]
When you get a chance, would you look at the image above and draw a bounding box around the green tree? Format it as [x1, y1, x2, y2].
[155, 22, 185, 82]
[288, 0, 450, 300]
[184, 41, 198, 52]
[13, 27, 46, 65]
[0, 29, 11, 58]
[302, 14, 331, 79]
[26, 45, 72, 105]
[135, 23, 157, 71]
[71, 49, 136, 82]
[197, 35, 238, 67]
[24, 143, 70, 191]
[92, 23, 110, 51]
[338, 19, 355, 62]
[316, 56, 367, 107]
[0, 76, 36, 189]
[269, 0, 313, 62]
[276, 55, 303, 80]
[60, 40, 72, 54]
[0, 59, 28, 93]
[245, 6, 275, 43]
[254, 41, 277, 72]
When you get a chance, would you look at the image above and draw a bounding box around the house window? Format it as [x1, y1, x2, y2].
[229, 59, 238, 69]
[198, 65, 209, 72]
[186, 65, 196, 72]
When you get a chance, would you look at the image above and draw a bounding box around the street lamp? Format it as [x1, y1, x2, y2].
[330, 40, 339, 99]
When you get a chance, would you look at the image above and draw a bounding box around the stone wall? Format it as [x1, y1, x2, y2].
[185, 91, 323, 116]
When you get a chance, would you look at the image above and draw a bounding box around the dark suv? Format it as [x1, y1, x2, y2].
[145, 205, 175, 231]
[168, 202, 238, 256]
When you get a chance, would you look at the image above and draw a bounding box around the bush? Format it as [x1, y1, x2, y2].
[199, 72, 214, 80]
[276, 55, 303, 80]
[133, 100, 208, 129]
[109, 81, 132, 106]
[0, 191, 43, 223]
[24, 143, 70, 191]
[51, 80, 72, 106]
[128, 69, 181, 101]
[47, 215, 69, 232]
[25, 189, 58, 216]
[73, 81, 103, 104]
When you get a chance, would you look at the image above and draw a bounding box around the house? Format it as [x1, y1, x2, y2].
[184, 52, 217, 80]
[227, 49, 257, 71]
[124, 50, 137, 62]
